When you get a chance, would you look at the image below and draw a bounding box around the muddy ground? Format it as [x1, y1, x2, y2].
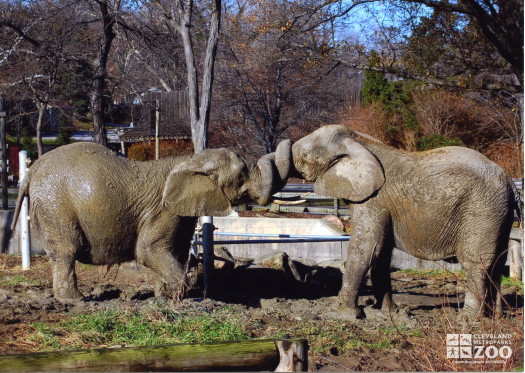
[0, 254, 523, 372]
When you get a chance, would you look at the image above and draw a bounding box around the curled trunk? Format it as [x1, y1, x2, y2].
[253, 139, 293, 206]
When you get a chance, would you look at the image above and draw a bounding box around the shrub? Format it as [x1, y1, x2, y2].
[127, 140, 193, 161]
[20, 129, 37, 160]
[418, 134, 463, 151]
[55, 114, 72, 147]
[127, 142, 154, 161]
[483, 141, 523, 177]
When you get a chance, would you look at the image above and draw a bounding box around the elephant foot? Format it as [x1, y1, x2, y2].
[337, 303, 366, 320]
[373, 299, 398, 313]
[338, 291, 365, 320]
[54, 289, 84, 304]
[154, 280, 187, 301]
[457, 304, 485, 324]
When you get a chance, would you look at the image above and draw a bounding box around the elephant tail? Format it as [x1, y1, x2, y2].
[10, 173, 30, 231]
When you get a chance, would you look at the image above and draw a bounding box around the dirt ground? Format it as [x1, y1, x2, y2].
[0, 254, 523, 372]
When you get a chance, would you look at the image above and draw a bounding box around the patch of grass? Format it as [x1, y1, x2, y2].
[0, 274, 41, 287]
[31, 322, 62, 349]
[501, 276, 524, 295]
[28, 306, 251, 351]
[287, 320, 396, 355]
[377, 326, 421, 337]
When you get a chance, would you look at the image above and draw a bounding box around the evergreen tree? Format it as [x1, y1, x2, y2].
[361, 52, 392, 106]
[55, 114, 72, 147]
[20, 129, 37, 159]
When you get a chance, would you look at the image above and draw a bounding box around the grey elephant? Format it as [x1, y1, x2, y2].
[288, 125, 521, 318]
[11, 141, 292, 302]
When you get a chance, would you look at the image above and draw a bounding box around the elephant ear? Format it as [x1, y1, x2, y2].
[314, 138, 385, 203]
[162, 170, 232, 217]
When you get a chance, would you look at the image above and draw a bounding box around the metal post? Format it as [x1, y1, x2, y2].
[201, 216, 215, 297]
[19, 150, 30, 270]
[334, 198, 339, 217]
[0, 97, 7, 210]
[155, 100, 160, 160]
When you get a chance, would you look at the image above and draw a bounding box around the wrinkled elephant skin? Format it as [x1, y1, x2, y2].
[291, 125, 521, 317]
[11, 142, 291, 302]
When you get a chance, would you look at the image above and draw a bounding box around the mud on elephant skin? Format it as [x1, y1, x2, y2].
[11, 140, 293, 303]
[289, 125, 522, 318]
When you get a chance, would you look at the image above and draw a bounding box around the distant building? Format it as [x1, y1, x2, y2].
[119, 91, 192, 148]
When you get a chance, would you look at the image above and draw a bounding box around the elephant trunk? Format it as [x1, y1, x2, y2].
[254, 139, 293, 206]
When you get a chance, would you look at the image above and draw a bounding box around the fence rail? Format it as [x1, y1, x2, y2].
[238, 179, 524, 216]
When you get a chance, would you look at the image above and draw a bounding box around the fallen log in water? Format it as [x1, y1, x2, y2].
[0, 338, 308, 372]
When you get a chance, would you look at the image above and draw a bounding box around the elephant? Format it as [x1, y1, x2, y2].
[11, 141, 292, 302]
[288, 125, 521, 318]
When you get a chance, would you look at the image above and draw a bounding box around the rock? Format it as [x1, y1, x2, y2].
[254, 251, 301, 281]
[292, 257, 318, 268]
[318, 259, 346, 271]
[254, 251, 289, 272]
[214, 246, 235, 271]
[323, 215, 344, 231]
[291, 258, 319, 282]
[233, 257, 254, 269]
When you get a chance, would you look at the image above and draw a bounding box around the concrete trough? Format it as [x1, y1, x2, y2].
[211, 217, 347, 264]
[210, 217, 465, 271]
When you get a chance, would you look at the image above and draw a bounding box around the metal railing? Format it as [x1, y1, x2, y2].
[194, 231, 350, 246]
[238, 179, 524, 216]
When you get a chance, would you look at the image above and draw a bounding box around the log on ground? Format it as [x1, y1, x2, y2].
[0, 338, 308, 372]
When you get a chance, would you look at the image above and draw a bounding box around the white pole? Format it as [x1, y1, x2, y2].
[155, 100, 160, 160]
[201, 216, 214, 297]
[19, 150, 30, 270]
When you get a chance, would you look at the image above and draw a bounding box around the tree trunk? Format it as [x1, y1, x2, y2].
[35, 103, 46, 157]
[0, 339, 308, 372]
[177, 0, 221, 153]
[91, 0, 118, 147]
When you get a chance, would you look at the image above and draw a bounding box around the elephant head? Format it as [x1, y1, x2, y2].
[292, 125, 385, 202]
[162, 142, 293, 216]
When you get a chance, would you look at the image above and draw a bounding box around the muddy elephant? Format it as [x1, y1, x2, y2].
[288, 125, 521, 318]
[11, 141, 292, 302]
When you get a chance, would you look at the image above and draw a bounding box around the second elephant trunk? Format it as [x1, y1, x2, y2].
[253, 139, 294, 206]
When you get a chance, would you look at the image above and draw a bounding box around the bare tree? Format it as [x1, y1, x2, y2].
[310, 0, 523, 92]
[214, 0, 344, 155]
[1, 0, 88, 157]
[150, 0, 221, 153]
[86, 0, 124, 146]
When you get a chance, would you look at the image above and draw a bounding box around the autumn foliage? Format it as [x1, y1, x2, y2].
[127, 140, 194, 161]
[340, 87, 523, 177]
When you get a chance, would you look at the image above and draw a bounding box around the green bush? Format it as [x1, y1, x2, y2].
[417, 134, 463, 150]
[55, 115, 72, 147]
[20, 129, 37, 159]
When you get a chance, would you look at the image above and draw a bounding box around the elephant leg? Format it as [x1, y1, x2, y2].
[371, 244, 395, 311]
[339, 204, 391, 319]
[138, 246, 188, 298]
[136, 217, 196, 299]
[49, 254, 83, 302]
[461, 261, 486, 317]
